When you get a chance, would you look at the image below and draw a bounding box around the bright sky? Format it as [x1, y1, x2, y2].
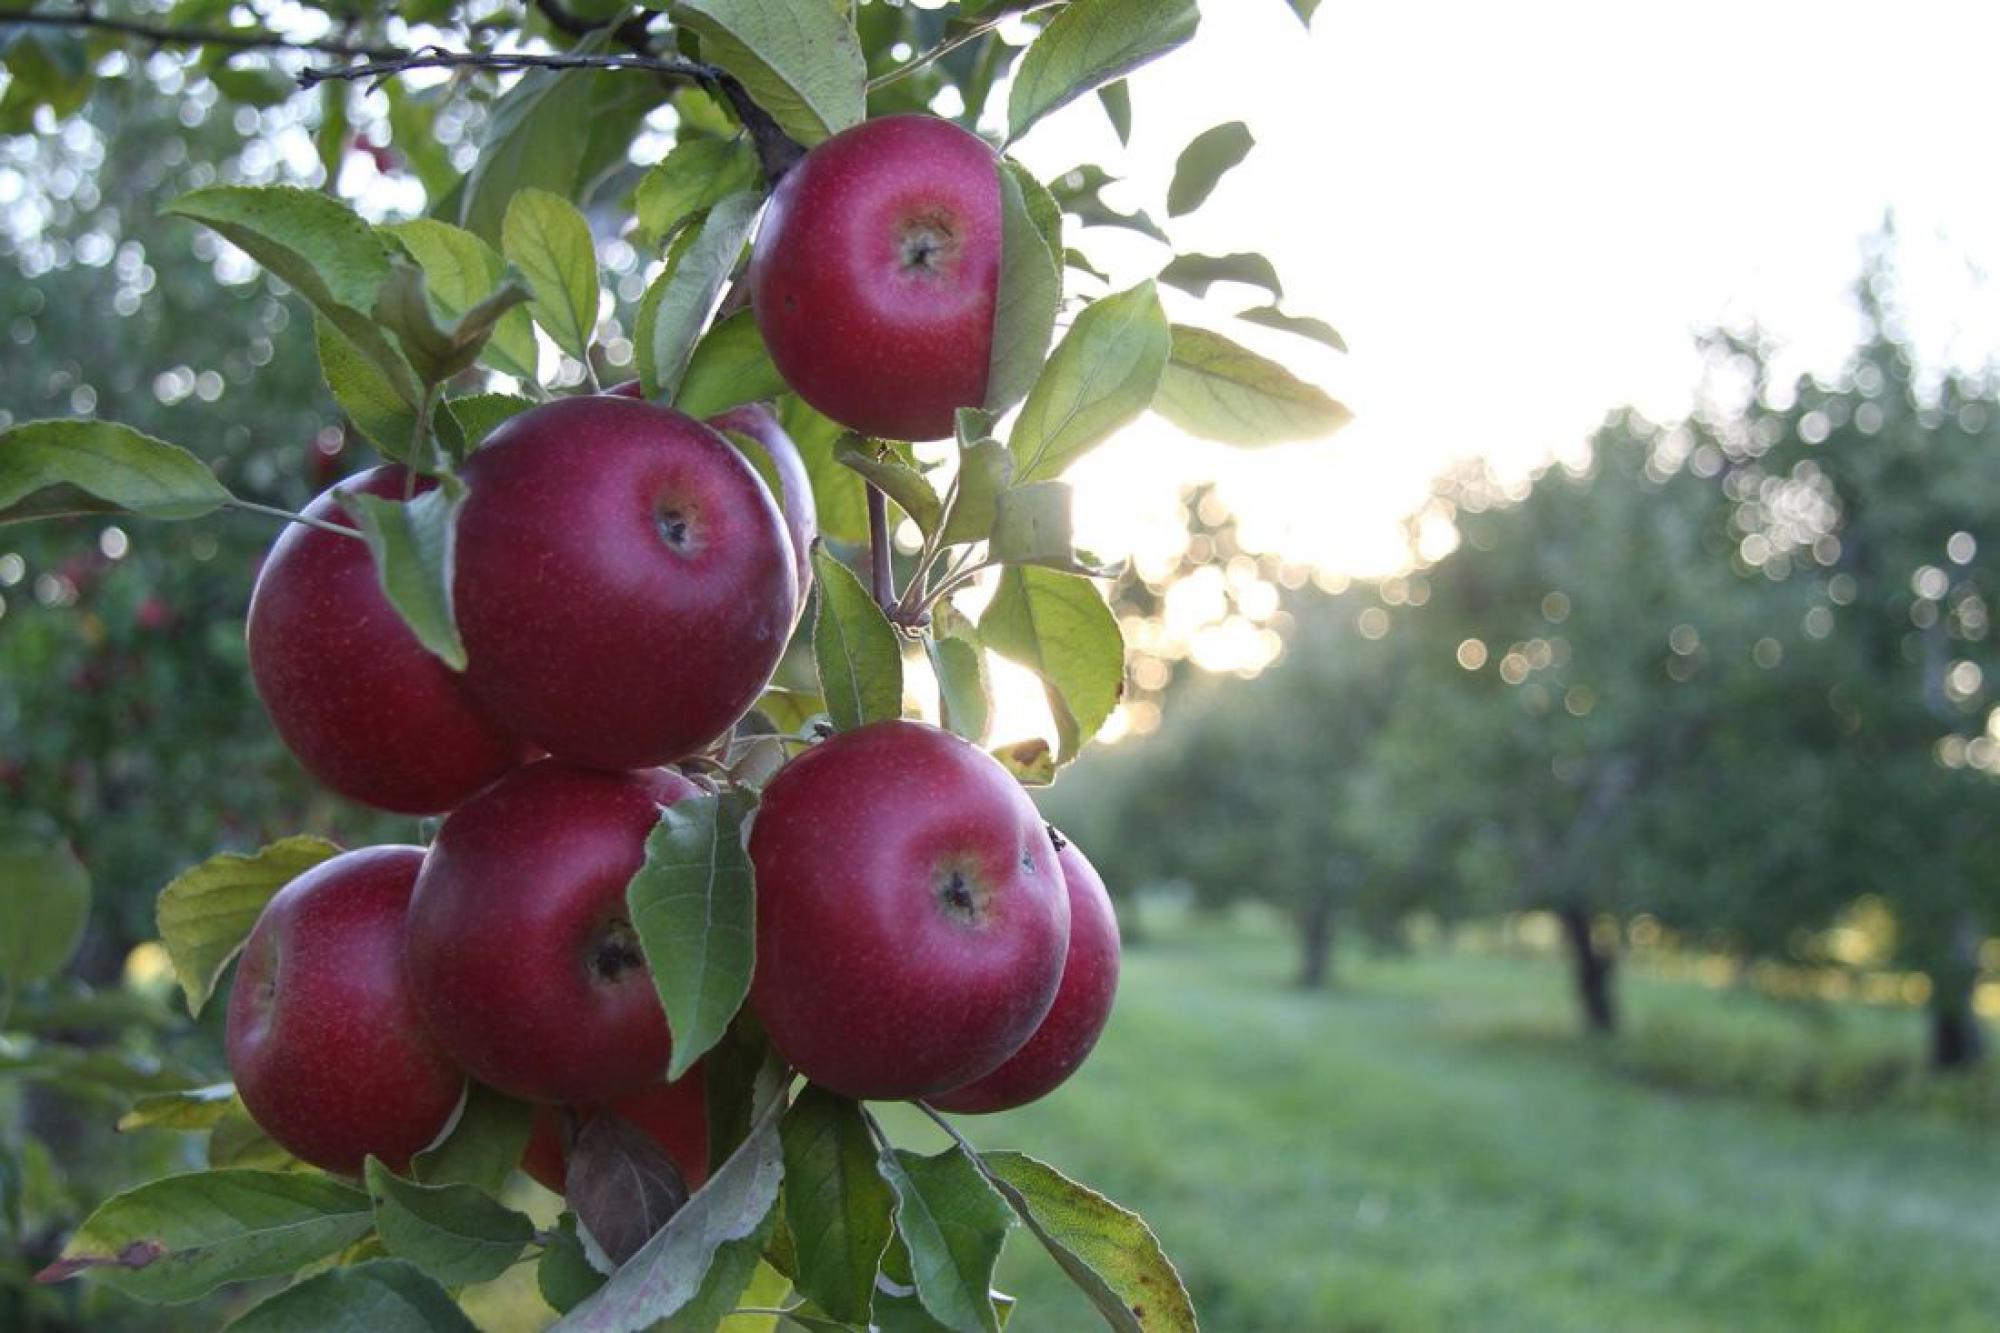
[1006, 0, 2000, 581]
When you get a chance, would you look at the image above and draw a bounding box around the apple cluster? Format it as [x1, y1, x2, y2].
[221, 114, 1121, 1198]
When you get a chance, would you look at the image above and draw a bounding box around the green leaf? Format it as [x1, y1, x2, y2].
[635, 138, 762, 248]
[550, 1099, 786, 1331]
[1065, 248, 1112, 283]
[382, 218, 539, 382]
[928, 606, 992, 745]
[316, 317, 422, 461]
[539, 1215, 607, 1315]
[654, 1200, 779, 1331]
[876, 1147, 1013, 1333]
[1286, 0, 1324, 27]
[412, 1082, 536, 1196]
[343, 476, 469, 671]
[456, 61, 662, 245]
[990, 481, 1113, 575]
[812, 545, 904, 732]
[677, 309, 787, 419]
[0, 419, 230, 525]
[636, 190, 763, 403]
[37, 1170, 372, 1303]
[371, 261, 532, 388]
[989, 737, 1056, 787]
[1096, 80, 1132, 145]
[503, 189, 601, 363]
[1006, 160, 1064, 271]
[386, 82, 460, 202]
[1167, 121, 1254, 217]
[1010, 281, 1170, 484]
[1049, 164, 1168, 245]
[167, 185, 416, 402]
[782, 1087, 895, 1323]
[0, 816, 89, 984]
[627, 790, 759, 1081]
[439, 393, 538, 456]
[4, 980, 173, 1036]
[365, 1157, 535, 1287]
[156, 837, 341, 1017]
[1234, 303, 1347, 352]
[984, 162, 1062, 417]
[720, 1260, 793, 1332]
[702, 1013, 789, 1181]
[207, 63, 294, 108]
[1007, 0, 1199, 143]
[980, 567, 1124, 764]
[785, 399, 870, 544]
[983, 1151, 1196, 1333]
[1157, 251, 1283, 303]
[118, 1083, 236, 1135]
[1153, 325, 1353, 444]
[836, 438, 943, 536]
[228, 1258, 477, 1332]
[314, 81, 349, 192]
[937, 440, 1014, 550]
[207, 1097, 295, 1171]
[671, 0, 867, 146]
[753, 687, 827, 736]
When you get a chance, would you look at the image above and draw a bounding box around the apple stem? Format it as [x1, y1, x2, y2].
[913, 1099, 1001, 1178]
[867, 482, 898, 612]
[228, 500, 365, 541]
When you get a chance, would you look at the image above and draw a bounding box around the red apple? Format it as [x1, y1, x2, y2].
[749, 115, 1000, 442]
[247, 466, 530, 815]
[707, 402, 817, 620]
[520, 1065, 710, 1194]
[929, 831, 1120, 1113]
[749, 720, 1070, 1100]
[454, 396, 796, 771]
[606, 383, 816, 621]
[405, 760, 699, 1104]
[226, 846, 464, 1175]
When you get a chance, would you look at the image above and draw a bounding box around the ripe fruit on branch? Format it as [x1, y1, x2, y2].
[750, 115, 1001, 442]
[225, 846, 464, 1175]
[749, 720, 1070, 1100]
[707, 401, 818, 621]
[405, 760, 699, 1104]
[247, 466, 529, 815]
[930, 830, 1121, 1113]
[605, 382, 817, 621]
[520, 1065, 710, 1195]
[455, 396, 796, 771]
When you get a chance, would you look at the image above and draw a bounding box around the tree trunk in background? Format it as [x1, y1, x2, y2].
[1931, 1002, 1984, 1070]
[1929, 915, 1985, 1070]
[1557, 903, 1617, 1035]
[1296, 894, 1336, 989]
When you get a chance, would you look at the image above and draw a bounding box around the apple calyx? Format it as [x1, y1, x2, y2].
[589, 919, 649, 987]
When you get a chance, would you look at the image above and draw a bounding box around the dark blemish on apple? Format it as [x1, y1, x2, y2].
[898, 212, 959, 276]
[591, 919, 648, 985]
[937, 866, 989, 926]
[655, 503, 700, 556]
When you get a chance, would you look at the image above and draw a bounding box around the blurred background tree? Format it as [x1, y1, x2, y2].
[1064, 252, 2000, 1069]
[7, 3, 2000, 1329]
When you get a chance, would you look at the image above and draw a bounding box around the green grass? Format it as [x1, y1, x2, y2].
[930, 908, 2000, 1333]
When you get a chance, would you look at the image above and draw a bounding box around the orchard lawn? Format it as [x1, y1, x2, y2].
[917, 908, 2000, 1333]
